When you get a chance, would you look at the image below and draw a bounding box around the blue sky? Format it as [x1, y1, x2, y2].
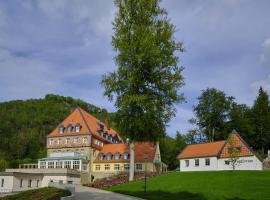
[0, 0, 270, 137]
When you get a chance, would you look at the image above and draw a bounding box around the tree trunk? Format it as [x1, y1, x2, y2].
[129, 142, 135, 181]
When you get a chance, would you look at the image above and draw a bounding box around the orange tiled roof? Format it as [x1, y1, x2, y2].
[48, 107, 120, 142]
[94, 143, 157, 163]
[177, 131, 255, 159]
[177, 141, 226, 159]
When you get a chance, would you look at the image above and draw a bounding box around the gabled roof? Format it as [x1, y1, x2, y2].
[47, 107, 121, 142]
[94, 143, 157, 163]
[177, 141, 226, 159]
[177, 130, 255, 159]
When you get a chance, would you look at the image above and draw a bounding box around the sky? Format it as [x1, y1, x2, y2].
[0, 0, 270, 137]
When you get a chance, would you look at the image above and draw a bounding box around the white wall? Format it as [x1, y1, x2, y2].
[180, 157, 218, 171]
[218, 156, 262, 170]
[41, 175, 80, 187]
[0, 176, 13, 193]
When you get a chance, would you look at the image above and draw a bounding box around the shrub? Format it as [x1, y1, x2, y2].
[0, 187, 71, 200]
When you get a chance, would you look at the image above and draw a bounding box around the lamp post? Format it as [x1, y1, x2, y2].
[144, 153, 148, 193]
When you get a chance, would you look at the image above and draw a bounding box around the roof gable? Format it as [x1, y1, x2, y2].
[220, 131, 254, 158]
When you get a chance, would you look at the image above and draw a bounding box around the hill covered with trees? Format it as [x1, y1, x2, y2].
[0, 94, 114, 168]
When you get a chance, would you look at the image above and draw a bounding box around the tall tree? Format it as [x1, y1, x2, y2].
[102, 0, 184, 180]
[251, 87, 270, 153]
[192, 88, 234, 142]
[224, 103, 254, 146]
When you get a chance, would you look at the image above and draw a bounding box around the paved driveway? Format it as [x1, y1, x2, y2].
[75, 185, 143, 200]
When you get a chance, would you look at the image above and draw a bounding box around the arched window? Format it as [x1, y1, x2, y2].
[107, 153, 113, 160]
[75, 124, 81, 133]
[115, 152, 120, 160]
[124, 152, 129, 160]
[67, 124, 73, 134]
[58, 125, 64, 134]
[99, 153, 104, 160]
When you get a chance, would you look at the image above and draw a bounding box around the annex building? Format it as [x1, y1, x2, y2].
[177, 130, 262, 171]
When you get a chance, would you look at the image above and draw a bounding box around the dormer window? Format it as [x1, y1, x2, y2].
[75, 124, 81, 133]
[98, 122, 104, 131]
[67, 124, 73, 134]
[124, 152, 129, 160]
[107, 153, 112, 160]
[115, 152, 120, 160]
[99, 153, 104, 160]
[58, 125, 64, 134]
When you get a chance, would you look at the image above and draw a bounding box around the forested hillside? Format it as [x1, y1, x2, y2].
[0, 94, 113, 168]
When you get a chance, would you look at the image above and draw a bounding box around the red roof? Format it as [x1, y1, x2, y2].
[94, 143, 157, 163]
[48, 107, 121, 142]
[178, 141, 226, 159]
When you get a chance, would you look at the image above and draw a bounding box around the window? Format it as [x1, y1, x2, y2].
[195, 159, 199, 167]
[105, 164, 110, 171]
[107, 153, 112, 160]
[114, 164, 120, 171]
[1, 179, 4, 187]
[48, 161, 54, 168]
[66, 138, 70, 144]
[58, 139, 62, 145]
[73, 160, 80, 170]
[59, 126, 64, 134]
[124, 164, 130, 171]
[64, 161, 71, 168]
[74, 137, 79, 144]
[115, 153, 120, 160]
[56, 161, 63, 168]
[95, 165, 101, 171]
[205, 158, 210, 166]
[136, 164, 143, 171]
[67, 125, 73, 134]
[225, 160, 230, 165]
[28, 179, 32, 188]
[49, 139, 54, 145]
[83, 137, 88, 144]
[40, 161, 46, 168]
[99, 153, 104, 160]
[20, 179, 23, 188]
[185, 160, 189, 167]
[36, 180, 39, 187]
[75, 125, 81, 133]
[124, 153, 129, 160]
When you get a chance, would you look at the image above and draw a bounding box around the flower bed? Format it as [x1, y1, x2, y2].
[88, 172, 159, 188]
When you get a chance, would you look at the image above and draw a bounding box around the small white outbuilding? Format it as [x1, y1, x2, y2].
[177, 130, 262, 171]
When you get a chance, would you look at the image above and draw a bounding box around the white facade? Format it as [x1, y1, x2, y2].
[180, 156, 262, 172]
[0, 169, 80, 194]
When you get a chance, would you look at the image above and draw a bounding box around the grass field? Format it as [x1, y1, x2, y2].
[107, 171, 270, 200]
[0, 187, 71, 200]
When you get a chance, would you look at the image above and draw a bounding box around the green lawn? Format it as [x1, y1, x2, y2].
[107, 171, 270, 200]
[0, 187, 71, 200]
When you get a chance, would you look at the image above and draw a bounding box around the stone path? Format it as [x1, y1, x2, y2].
[75, 185, 143, 200]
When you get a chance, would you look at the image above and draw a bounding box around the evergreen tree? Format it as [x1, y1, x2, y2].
[102, 0, 184, 180]
[252, 87, 270, 153]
